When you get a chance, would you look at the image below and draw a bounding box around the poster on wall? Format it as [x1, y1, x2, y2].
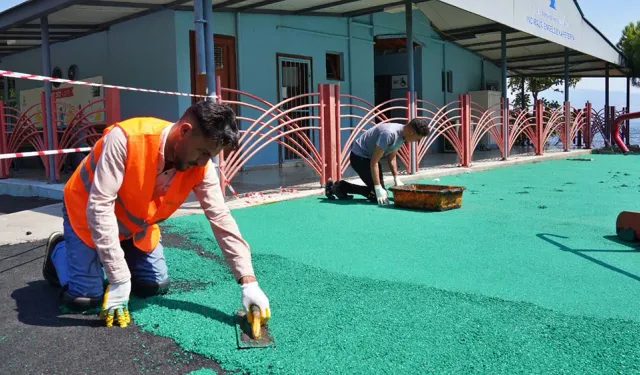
[19, 76, 105, 129]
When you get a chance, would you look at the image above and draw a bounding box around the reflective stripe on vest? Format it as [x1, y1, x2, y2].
[77, 153, 149, 241]
[63, 117, 208, 252]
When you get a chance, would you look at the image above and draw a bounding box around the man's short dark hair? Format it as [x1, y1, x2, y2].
[184, 100, 240, 149]
[407, 118, 430, 137]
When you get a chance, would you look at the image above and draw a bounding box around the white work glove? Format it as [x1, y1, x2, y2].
[241, 282, 271, 323]
[100, 279, 131, 328]
[394, 176, 404, 186]
[374, 185, 389, 205]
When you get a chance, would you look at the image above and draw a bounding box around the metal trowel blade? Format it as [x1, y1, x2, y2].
[234, 309, 275, 349]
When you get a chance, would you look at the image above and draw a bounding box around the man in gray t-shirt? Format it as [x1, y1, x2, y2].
[326, 118, 430, 205]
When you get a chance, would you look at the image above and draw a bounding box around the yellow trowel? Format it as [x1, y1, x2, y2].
[234, 305, 274, 349]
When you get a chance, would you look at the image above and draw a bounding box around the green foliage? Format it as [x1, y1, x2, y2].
[508, 77, 580, 109]
[617, 21, 640, 87]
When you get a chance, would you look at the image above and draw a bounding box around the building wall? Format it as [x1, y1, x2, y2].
[173, 11, 375, 167]
[0, 8, 502, 167]
[0, 10, 180, 121]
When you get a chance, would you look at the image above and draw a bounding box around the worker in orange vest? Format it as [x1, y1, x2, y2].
[41, 100, 270, 328]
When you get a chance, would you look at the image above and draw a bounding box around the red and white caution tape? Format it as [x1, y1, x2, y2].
[0, 147, 91, 160]
[0, 70, 217, 100]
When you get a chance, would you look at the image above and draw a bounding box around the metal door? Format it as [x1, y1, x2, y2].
[276, 55, 313, 164]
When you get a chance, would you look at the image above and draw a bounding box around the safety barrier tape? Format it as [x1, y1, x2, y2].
[0, 70, 217, 99]
[0, 147, 91, 160]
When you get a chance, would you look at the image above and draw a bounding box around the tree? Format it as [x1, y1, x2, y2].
[508, 77, 581, 109]
[618, 21, 640, 87]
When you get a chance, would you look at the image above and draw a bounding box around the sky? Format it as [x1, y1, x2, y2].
[0, 0, 638, 107]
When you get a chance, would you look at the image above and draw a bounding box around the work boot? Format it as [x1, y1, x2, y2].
[42, 231, 63, 288]
[332, 181, 353, 200]
[61, 290, 103, 311]
[325, 179, 336, 200]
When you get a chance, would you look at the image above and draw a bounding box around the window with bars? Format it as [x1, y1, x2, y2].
[215, 46, 224, 69]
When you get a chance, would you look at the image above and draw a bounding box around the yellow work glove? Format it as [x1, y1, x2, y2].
[99, 280, 131, 328]
[241, 282, 271, 336]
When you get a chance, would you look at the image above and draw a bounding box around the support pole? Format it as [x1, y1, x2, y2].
[564, 47, 570, 152]
[605, 64, 610, 145]
[520, 76, 525, 109]
[41, 17, 55, 183]
[501, 29, 508, 160]
[193, 0, 206, 75]
[406, 0, 417, 174]
[201, 0, 219, 167]
[626, 76, 631, 146]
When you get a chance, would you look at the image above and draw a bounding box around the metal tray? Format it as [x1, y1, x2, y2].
[389, 184, 466, 211]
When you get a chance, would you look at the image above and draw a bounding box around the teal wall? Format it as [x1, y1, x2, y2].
[0, 8, 500, 167]
[0, 10, 180, 121]
[173, 11, 375, 167]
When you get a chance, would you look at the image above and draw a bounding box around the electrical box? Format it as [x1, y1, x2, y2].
[467, 90, 502, 149]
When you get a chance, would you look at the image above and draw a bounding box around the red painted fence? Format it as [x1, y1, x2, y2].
[0, 78, 622, 197]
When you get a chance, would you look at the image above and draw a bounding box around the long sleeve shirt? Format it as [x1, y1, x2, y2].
[85, 123, 254, 283]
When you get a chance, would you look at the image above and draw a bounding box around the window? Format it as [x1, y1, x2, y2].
[325, 52, 343, 81]
[442, 70, 453, 93]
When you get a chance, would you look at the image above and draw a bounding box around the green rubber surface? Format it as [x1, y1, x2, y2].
[131, 154, 640, 374]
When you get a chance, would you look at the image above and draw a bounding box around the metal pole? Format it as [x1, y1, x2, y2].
[194, 0, 206, 75]
[520, 76, 525, 109]
[406, 0, 416, 174]
[564, 47, 570, 151]
[41, 16, 55, 183]
[626, 76, 631, 146]
[605, 63, 610, 145]
[564, 48, 570, 102]
[501, 29, 508, 159]
[202, 0, 219, 167]
[203, 0, 216, 101]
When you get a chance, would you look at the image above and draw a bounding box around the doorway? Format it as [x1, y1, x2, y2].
[275, 54, 313, 165]
[189, 31, 237, 106]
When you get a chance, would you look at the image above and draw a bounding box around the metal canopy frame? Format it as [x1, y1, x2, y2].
[0, 0, 628, 79]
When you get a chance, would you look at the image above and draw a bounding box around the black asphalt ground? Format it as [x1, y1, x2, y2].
[0, 239, 227, 375]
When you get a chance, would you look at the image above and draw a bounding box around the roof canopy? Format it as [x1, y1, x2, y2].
[0, 0, 628, 78]
[418, 0, 627, 77]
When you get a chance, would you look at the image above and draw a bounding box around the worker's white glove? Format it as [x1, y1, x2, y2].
[394, 176, 404, 186]
[100, 279, 131, 328]
[241, 282, 271, 322]
[374, 185, 389, 205]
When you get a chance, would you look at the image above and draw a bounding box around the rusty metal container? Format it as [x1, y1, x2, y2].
[389, 184, 466, 211]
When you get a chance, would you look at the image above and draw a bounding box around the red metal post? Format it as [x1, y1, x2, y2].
[40, 92, 51, 179]
[333, 84, 342, 182]
[502, 97, 509, 159]
[461, 94, 471, 167]
[319, 84, 339, 184]
[0, 100, 8, 178]
[564, 101, 570, 152]
[584, 102, 592, 149]
[535, 99, 544, 155]
[50, 94, 61, 181]
[105, 88, 121, 126]
[404, 91, 412, 173]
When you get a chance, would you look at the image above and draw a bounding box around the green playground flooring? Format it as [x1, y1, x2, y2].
[130, 154, 640, 374]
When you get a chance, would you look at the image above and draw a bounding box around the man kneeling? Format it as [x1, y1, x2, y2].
[326, 119, 429, 205]
[42, 101, 270, 328]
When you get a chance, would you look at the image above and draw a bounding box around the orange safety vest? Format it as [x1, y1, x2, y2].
[63, 117, 208, 252]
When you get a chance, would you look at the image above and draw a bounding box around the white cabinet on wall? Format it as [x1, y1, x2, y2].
[468, 90, 502, 149]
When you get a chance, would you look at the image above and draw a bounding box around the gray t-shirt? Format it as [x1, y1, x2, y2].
[350, 122, 405, 159]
